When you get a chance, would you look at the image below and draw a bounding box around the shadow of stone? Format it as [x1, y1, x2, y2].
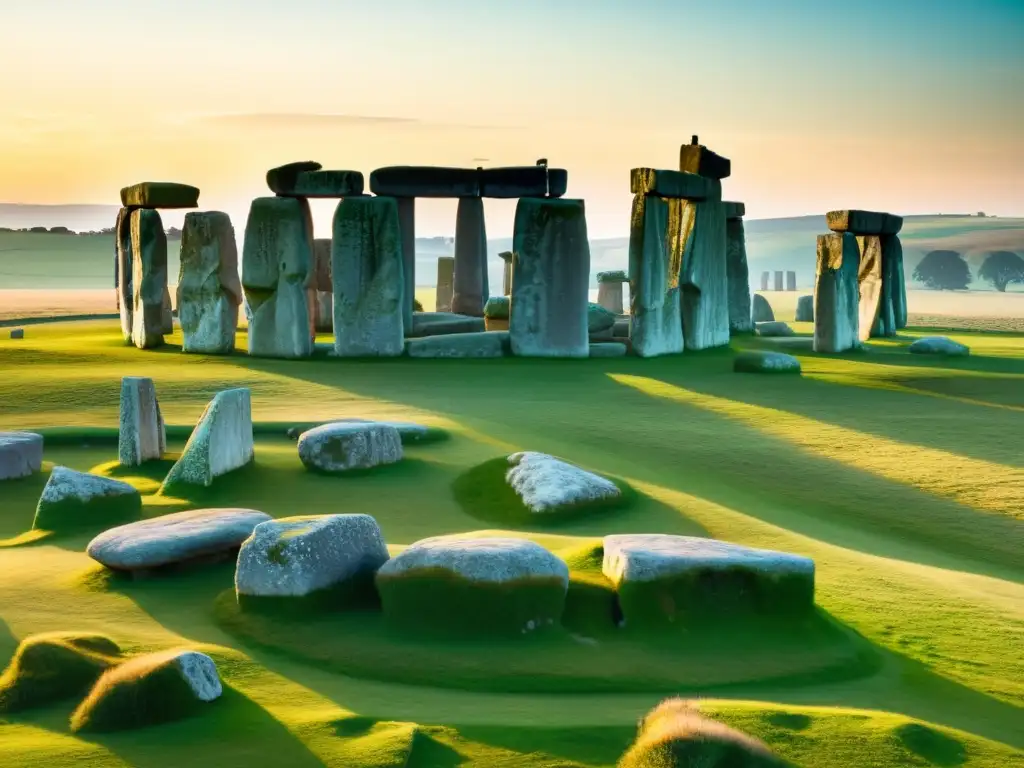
[893, 722, 968, 766]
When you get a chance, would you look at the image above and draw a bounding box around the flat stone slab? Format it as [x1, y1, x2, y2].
[406, 331, 509, 358]
[629, 168, 718, 200]
[826, 210, 903, 235]
[378, 535, 569, 585]
[274, 169, 364, 198]
[506, 452, 620, 513]
[0, 431, 43, 481]
[733, 350, 802, 374]
[908, 336, 970, 356]
[590, 342, 627, 358]
[408, 312, 486, 337]
[724, 201, 746, 220]
[596, 270, 628, 284]
[369, 166, 480, 198]
[297, 423, 403, 473]
[120, 182, 199, 209]
[235, 513, 389, 598]
[756, 321, 795, 337]
[33, 467, 141, 531]
[265, 161, 321, 193]
[326, 419, 431, 442]
[479, 166, 568, 198]
[678, 142, 732, 180]
[86, 508, 272, 570]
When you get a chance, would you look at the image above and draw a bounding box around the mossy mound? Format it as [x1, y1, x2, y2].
[452, 456, 634, 527]
[733, 350, 801, 374]
[484, 296, 510, 319]
[0, 632, 121, 713]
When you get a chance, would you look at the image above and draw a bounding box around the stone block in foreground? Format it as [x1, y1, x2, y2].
[0, 431, 43, 481]
[406, 330, 509, 358]
[177, 211, 242, 354]
[118, 376, 166, 467]
[628, 195, 685, 357]
[33, 467, 141, 533]
[733, 350, 801, 374]
[856, 235, 884, 343]
[297, 422, 403, 473]
[506, 452, 620, 513]
[120, 182, 200, 209]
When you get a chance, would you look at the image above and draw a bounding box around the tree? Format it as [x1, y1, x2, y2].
[978, 251, 1024, 292]
[913, 250, 971, 290]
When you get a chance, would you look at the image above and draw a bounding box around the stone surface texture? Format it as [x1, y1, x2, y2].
[628, 195, 685, 357]
[177, 211, 241, 354]
[116, 208, 133, 341]
[506, 452, 620, 513]
[406, 331, 508, 358]
[0, 432, 43, 481]
[629, 168, 717, 200]
[596, 281, 624, 314]
[813, 233, 860, 353]
[681, 201, 730, 350]
[678, 142, 732, 180]
[273, 169, 364, 198]
[396, 196, 416, 329]
[856, 235, 884, 343]
[161, 388, 254, 491]
[129, 208, 169, 349]
[826, 210, 902, 236]
[169, 651, 222, 702]
[297, 422, 403, 473]
[265, 161, 322, 194]
[118, 376, 166, 466]
[37, 467, 138, 510]
[726, 217, 753, 334]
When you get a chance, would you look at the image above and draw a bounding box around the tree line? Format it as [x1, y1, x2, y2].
[0, 226, 182, 239]
[913, 250, 1024, 292]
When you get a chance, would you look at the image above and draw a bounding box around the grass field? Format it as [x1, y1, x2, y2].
[0, 320, 1022, 767]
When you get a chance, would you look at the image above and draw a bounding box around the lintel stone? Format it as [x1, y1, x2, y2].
[370, 166, 481, 198]
[478, 166, 568, 198]
[629, 168, 718, 200]
[678, 141, 732, 180]
[266, 161, 322, 194]
[120, 182, 199, 209]
[826, 210, 903, 235]
[724, 201, 746, 220]
[274, 170, 364, 198]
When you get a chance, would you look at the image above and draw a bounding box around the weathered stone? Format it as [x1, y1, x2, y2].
[120, 182, 199, 209]
[629, 168, 719, 200]
[369, 166, 480, 198]
[176, 212, 241, 354]
[751, 294, 774, 322]
[773, 270, 783, 291]
[235, 514, 389, 599]
[160, 287, 173, 335]
[826, 210, 902, 235]
[331, 196, 405, 357]
[499, 251, 514, 296]
[756, 321, 794, 337]
[510, 198, 590, 358]
[406, 331, 509, 358]
[506, 452, 620, 513]
[628, 195, 685, 357]
[161, 388, 254, 493]
[726, 218, 753, 334]
[297, 423, 402, 473]
[0, 432, 43, 481]
[396, 197, 416, 329]
[479, 166, 568, 198]
[786, 270, 797, 291]
[724, 201, 745, 220]
[484, 296, 510, 319]
[759, 271, 769, 291]
[9, 328, 24, 340]
[242, 197, 315, 359]
[678, 140, 732, 180]
[856, 236, 883, 343]
[408, 312, 485, 337]
[597, 270, 628, 283]
[33, 467, 141, 532]
[451, 197, 489, 317]
[327, 419, 432, 443]
[129, 208, 169, 349]
[273, 170, 364, 198]
[596, 271, 626, 315]
[118, 377, 165, 467]
[681, 201, 730, 350]
[115, 208, 133, 341]
[86, 508, 271, 571]
[795, 294, 814, 322]
[734, 350, 801, 374]
[813, 233, 861, 353]
[435, 256, 455, 312]
[908, 336, 970, 356]
[266, 161, 322, 194]
[888, 235, 908, 329]
[590, 342, 627, 358]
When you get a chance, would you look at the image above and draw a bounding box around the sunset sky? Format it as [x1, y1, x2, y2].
[1, 0, 1021, 238]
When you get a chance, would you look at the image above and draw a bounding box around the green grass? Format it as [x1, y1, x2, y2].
[0, 319, 1022, 766]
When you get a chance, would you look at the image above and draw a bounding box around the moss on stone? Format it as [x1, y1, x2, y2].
[483, 296, 510, 319]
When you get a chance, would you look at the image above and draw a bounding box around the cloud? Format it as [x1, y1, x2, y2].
[196, 113, 518, 131]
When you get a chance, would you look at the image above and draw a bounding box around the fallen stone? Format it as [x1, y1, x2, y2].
[813, 233, 860, 353]
[795, 294, 814, 322]
[452, 197, 489, 316]
[273, 169, 364, 198]
[588, 302, 617, 334]
[369, 166, 480, 198]
[724, 201, 746, 220]
[161, 388, 254, 493]
[733, 350, 802, 374]
[9, 328, 23, 339]
[435, 257, 455, 312]
[328, 419, 432, 443]
[629, 168, 718, 200]
[235, 513, 390, 601]
[266, 161, 322, 194]
[756, 321, 794, 337]
[118, 377, 166, 467]
[375, 535, 570, 634]
[603, 533, 815, 626]
[176, 211, 242, 354]
[751, 294, 774, 322]
[510, 198, 591, 357]
[408, 312, 485, 337]
[726, 218, 753, 334]
[678, 140, 732, 180]
[332, 196, 405, 357]
[297, 422, 403, 474]
[506, 452, 620, 513]
[406, 330, 509, 358]
[129, 208, 170, 349]
[120, 182, 200, 209]
[86, 508, 271, 571]
[484, 296, 510, 319]
[590, 342, 627, 358]
[908, 336, 970, 356]
[681, 201, 730, 350]
[242, 196, 315, 358]
[33, 467, 141, 532]
[479, 165, 568, 198]
[826, 209, 903, 236]
[628, 195, 685, 357]
[0, 432, 43, 481]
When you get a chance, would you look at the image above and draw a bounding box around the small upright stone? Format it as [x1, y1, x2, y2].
[596, 270, 628, 315]
[161, 388, 254, 494]
[177, 212, 242, 354]
[9, 328, 24, 340]
[0, 432, 43, 481]
[332, 196, 405, 357]
[452, 197, 489, 317]
[795, 294, 814, 322]
[33, 467, 142, 533]
[297, 423, 403, 474]
[786, 270, 797, 291]
[118, 377, 165, 467]
[773, 270, 784, 291]
[484, 296, 510, 330]
[510, 198, 591, 358]
[751, 294, 774, 322]
[628, 195, 685, 357]
[759, 271, 769, 291]
[130, 209, 169, 349]
[814, 233, 860, 353]
[726, 217, 752, 334]
[681, 201, 730, 350]
[435, 256, 455, 312]
[120, 182, 199, 209]
[499, 250, 514, 296]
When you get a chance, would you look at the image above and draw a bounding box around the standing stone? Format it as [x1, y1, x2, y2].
[332, 196, 404, 357]
[161, 287, 174, 334]
[452, 197, 488, 316]
[751, 294, 775, 323]
[510, 198, 590, 358]
[0, 432, 43, 481]
[118, 377, 166, 467]
[629, 195, 685, 357]
[881, 235, 907, 332]
[813, 233, 860, 353]
[795, 294, 814, 322]
[396, 197, 415, 330]
[893, 238, 908, 330]
[726, 218, 752, 334]
[177, 212, 241, 354]
[596, 270, 628, 315]
[499, 251, 514, 296]
[436, 256, 455, 312]
[773, 270, 784, 291]
[786, 271, 797, 291]
[681, 201, 730, 350]
[760, 271, 769, 291]
[856, 236, 883, 343]
[130, 209, 169, 349]
[242, 197, 315, 359]
[311, 238, 333, 333]
[116, 208, 134, 342]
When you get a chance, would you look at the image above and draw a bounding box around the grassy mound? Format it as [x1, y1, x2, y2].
[0, 632, 121, 713]
[236, 568, 381, 617]
[452, 456, 634, 527]
[70, 648, 218, 733]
